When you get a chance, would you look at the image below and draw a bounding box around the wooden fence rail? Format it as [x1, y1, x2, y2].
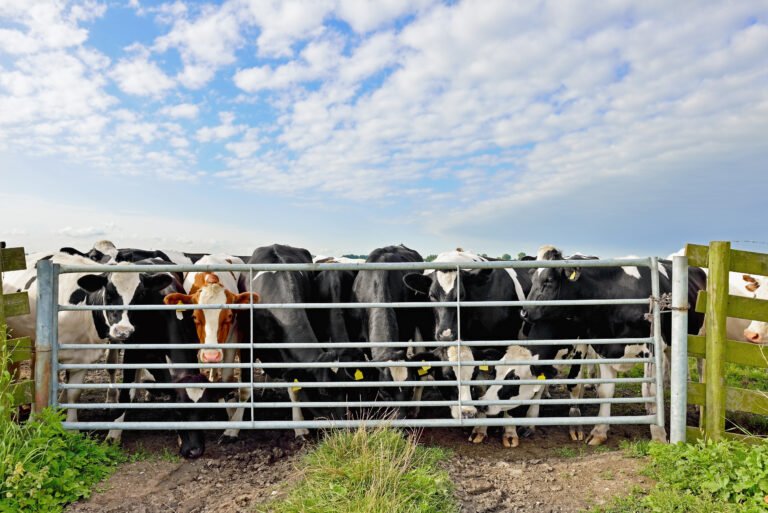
[685, 241, 768, 442]
[0, 242, 34, 410]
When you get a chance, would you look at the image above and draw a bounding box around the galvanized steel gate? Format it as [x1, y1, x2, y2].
[32, 257, 690, 440]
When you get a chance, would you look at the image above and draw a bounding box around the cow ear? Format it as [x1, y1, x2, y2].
[403, 273, 432, 295]
[164, 292, 194, 305]
[468, 267, 493, 285]
[77, 274, 107, 292]
[142, 273, 173, 291]
[231, 292, 259, 304]
[563, 268, 581, 281]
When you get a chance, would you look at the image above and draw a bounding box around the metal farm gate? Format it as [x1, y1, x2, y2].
[32, 256, 691, 441]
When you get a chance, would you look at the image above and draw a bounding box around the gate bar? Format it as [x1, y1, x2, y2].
[670, 255, 689, 444]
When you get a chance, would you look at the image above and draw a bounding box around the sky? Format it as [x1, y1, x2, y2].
[1, 0, 767, 259]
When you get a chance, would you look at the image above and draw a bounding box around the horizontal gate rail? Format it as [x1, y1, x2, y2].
[58, 337, 653, 350]
[59, 357, 652, 370]
[39, 256, 664, 433]
[61, 397, 651, 409]
[59, 377, 653, 390]
[63, 415, 659, 431]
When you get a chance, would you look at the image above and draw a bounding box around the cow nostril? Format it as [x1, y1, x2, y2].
[185, 446, 203, 459]
[745, 331, 762, 343]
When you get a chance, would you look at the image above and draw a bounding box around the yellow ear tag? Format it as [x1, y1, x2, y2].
[479, 365, 489, 371]
[354, 369, 364, 381]
[176, 300, 185, 312]
[537, 374, 546, 380]
[569, 270, 577, 280]
[417, 361, 431, 376]
[292, 379, 302, 391]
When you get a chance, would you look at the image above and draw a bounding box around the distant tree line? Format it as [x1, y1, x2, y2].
[424, 252, 528, 262]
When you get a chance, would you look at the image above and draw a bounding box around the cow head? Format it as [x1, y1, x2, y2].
[520, 245, 582, 324]
[163, 273, 259, 364]
[174, 373, 227, 459]
[477, 345, 552, 416]
[76, 265, 174, 340]
[743, 275, 768, 343]
[403, 268, 493, 342]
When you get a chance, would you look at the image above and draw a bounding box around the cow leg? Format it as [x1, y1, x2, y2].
[469, 412, 487, 443]
[520, 385, 546, 438]
[65, 369, 87, 424]
[221, 349, 246, 442]
[106, 348, 120, 403]
[567, 361, 586, 441]
[409, 385, 424, 418]
[502, 413, 519, 448]
[287, 388, 310, 440]
[586, 363, 616, 446]
[448, 346, 476, 419]
[106, 368, 139, 445]
[643, 359, 668, 443]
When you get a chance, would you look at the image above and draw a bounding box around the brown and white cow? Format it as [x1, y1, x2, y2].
[163, 254, 258, 440]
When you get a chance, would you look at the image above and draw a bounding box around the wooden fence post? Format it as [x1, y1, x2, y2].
[705, 241, 730, 441]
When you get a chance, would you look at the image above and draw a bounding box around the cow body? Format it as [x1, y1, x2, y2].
[350, 245, 434, 419]
[520, 245, 706, 445]
[310, 256, 363, 344]
[403, 250, 532, 424]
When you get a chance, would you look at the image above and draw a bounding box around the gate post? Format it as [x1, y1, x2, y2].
[705, 241, 730, 441]
[670, 255, 689, 443]
[34, 259, 54, 414]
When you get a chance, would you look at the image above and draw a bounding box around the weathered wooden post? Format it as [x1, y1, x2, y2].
[0, 242, 34, 411]
[705, 241, 730, 440]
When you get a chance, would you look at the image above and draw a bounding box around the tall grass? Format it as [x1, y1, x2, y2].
[261, 424, 458, 513]
[0, 325, 124, 512]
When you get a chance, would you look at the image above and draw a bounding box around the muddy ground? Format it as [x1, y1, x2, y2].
[62, 367, 656, 513]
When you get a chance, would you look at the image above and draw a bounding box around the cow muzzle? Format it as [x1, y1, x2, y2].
[199, 349, 223, 364]
[745, 330, 762, 343]
[435, 328, 455, 342]
[110, 324, 134, 340]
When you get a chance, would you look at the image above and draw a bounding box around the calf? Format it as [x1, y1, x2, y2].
[520, 245, 706, 445]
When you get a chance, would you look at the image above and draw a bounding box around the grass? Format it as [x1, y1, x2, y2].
[0, 325, 124, 512]
[589, 439, 768, 513]
[259, 424, 459, 513]
[127, 442, 181, 463]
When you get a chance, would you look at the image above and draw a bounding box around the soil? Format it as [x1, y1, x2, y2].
[63, 371, 656, 513]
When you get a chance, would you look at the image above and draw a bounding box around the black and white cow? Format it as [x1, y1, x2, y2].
[75, 260, 210, 458]
[60, 240, 209, 265]
[402, 249, 532, 442]
[350, 245, 436, 419]
[243, 244, 368, 439]
[310, 256, 364, 344]
[519, 245, 707, 445]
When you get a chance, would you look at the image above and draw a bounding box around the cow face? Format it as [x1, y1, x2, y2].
[77, 268, 173, 340]
[743, 275, 768, 343]
[521, 265, 582, 324]
[174, 373, 227, 459]
[477, 345, 547, 416]
[164, 273, 258, 364]
[404, 268, 493, 342]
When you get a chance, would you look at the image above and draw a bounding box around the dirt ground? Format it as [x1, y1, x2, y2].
[63, 371, 655, 513]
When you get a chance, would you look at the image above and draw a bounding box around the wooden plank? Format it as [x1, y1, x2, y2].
[685, 243, 709, 268]
[705, 241, 730, 441]
[726, 386, 768, 416]
[0, 247, 26, 273]
[686, 425, 704, 442]
[688, 381, 705, 406]
[6, 336, 32, 363]
[688, 334, 768, 368]
[694, 291, 768, 322]
[729, 248, 768, 277]
[9, 380, 33, 407]
[2, 291, 29, 318]
[688, 426, 768, 444]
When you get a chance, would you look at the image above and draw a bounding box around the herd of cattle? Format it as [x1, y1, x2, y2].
[4, 240, 768, 459]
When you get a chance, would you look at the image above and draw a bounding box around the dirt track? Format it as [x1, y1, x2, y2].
[65, 374, 655, 513]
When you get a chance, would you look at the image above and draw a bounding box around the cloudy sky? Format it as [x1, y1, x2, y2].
[1, 0, 767, 259]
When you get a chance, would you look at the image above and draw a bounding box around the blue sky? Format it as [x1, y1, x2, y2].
[1, 0, 767, 259]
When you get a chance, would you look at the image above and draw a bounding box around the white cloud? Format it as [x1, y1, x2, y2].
[110, 53, 176, 96]
[57, 226, 108, 238]
[158, 102, 200, 119]
[195, 111, 244, 142]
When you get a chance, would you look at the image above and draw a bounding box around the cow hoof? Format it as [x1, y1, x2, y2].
[519, 427, 533, 439]
[650, 425, 667, 443]
[586, 434, 607, 446]
[218, 434, 238, 445]
[502, 435, 519, 448]
[469, 432, 486, 444]
[569, 427, 585, 441]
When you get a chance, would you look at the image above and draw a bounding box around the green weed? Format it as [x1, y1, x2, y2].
[260, 425, 459, 513]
